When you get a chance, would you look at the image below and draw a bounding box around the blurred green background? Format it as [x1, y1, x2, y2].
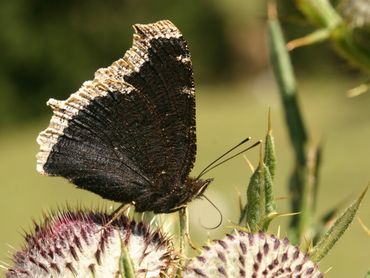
[1, 0, 369, 277]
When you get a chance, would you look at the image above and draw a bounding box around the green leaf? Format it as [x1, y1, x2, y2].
[312, 196, 348, 244]
[245, 164, 262, 232]
[263, 165, 276, 216]
[264, 111, 277, 181]
[309, 186, 368, 262]
[261, 164, 277, 231]
[242, 140, 277, 231]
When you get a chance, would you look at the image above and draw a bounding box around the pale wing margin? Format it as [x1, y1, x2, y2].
[36, 59, 136, 175]
[36, 20, 183, 176]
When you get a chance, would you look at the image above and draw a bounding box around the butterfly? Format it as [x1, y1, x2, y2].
[36, 20, 213, 213]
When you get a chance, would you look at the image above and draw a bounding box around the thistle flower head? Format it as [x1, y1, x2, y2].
[338, 0, 370, 28]
[185, 231, 323, 278]
[6, 210, 176, 278]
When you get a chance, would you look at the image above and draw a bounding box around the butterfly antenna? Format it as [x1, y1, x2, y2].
[198, 140, 262, 178]
[200, 195, 223, 230]
[197, 137, 251, 179]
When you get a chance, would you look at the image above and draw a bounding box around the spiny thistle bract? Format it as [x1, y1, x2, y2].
[6, 210, 176, 278]
[184, 231, 323, 278]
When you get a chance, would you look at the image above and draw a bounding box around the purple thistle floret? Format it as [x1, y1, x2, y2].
[185, 231, 323, 278]
[6, 210, 176, 278]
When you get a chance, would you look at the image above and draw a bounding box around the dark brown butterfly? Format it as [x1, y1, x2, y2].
[37, 20, 212, 213]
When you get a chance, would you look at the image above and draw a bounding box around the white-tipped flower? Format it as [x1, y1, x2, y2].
[185, 231, 323, 278]
[6, 210, 176, 278]
[339, 0, 370, 28]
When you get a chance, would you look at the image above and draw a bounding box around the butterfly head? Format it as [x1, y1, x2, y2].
[189, 177, 214, 199]
[164, 177, 213, 213]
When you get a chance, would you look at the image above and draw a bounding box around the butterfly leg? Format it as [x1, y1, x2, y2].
[179, 207, 201, 252]
[102, 203, 132, 230]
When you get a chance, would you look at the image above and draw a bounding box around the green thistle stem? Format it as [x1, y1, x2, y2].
[177, 208, 187, 277]
[294, 0, 341, 28]
[294, 0, 370, 73]
[268, 5, 311, 243]
[119, 245, 136, 278]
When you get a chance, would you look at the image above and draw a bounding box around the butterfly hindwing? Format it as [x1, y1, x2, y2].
[123, 21, 196, 185]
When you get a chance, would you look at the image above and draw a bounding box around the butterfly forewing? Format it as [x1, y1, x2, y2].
[37, 20, 197, 207]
